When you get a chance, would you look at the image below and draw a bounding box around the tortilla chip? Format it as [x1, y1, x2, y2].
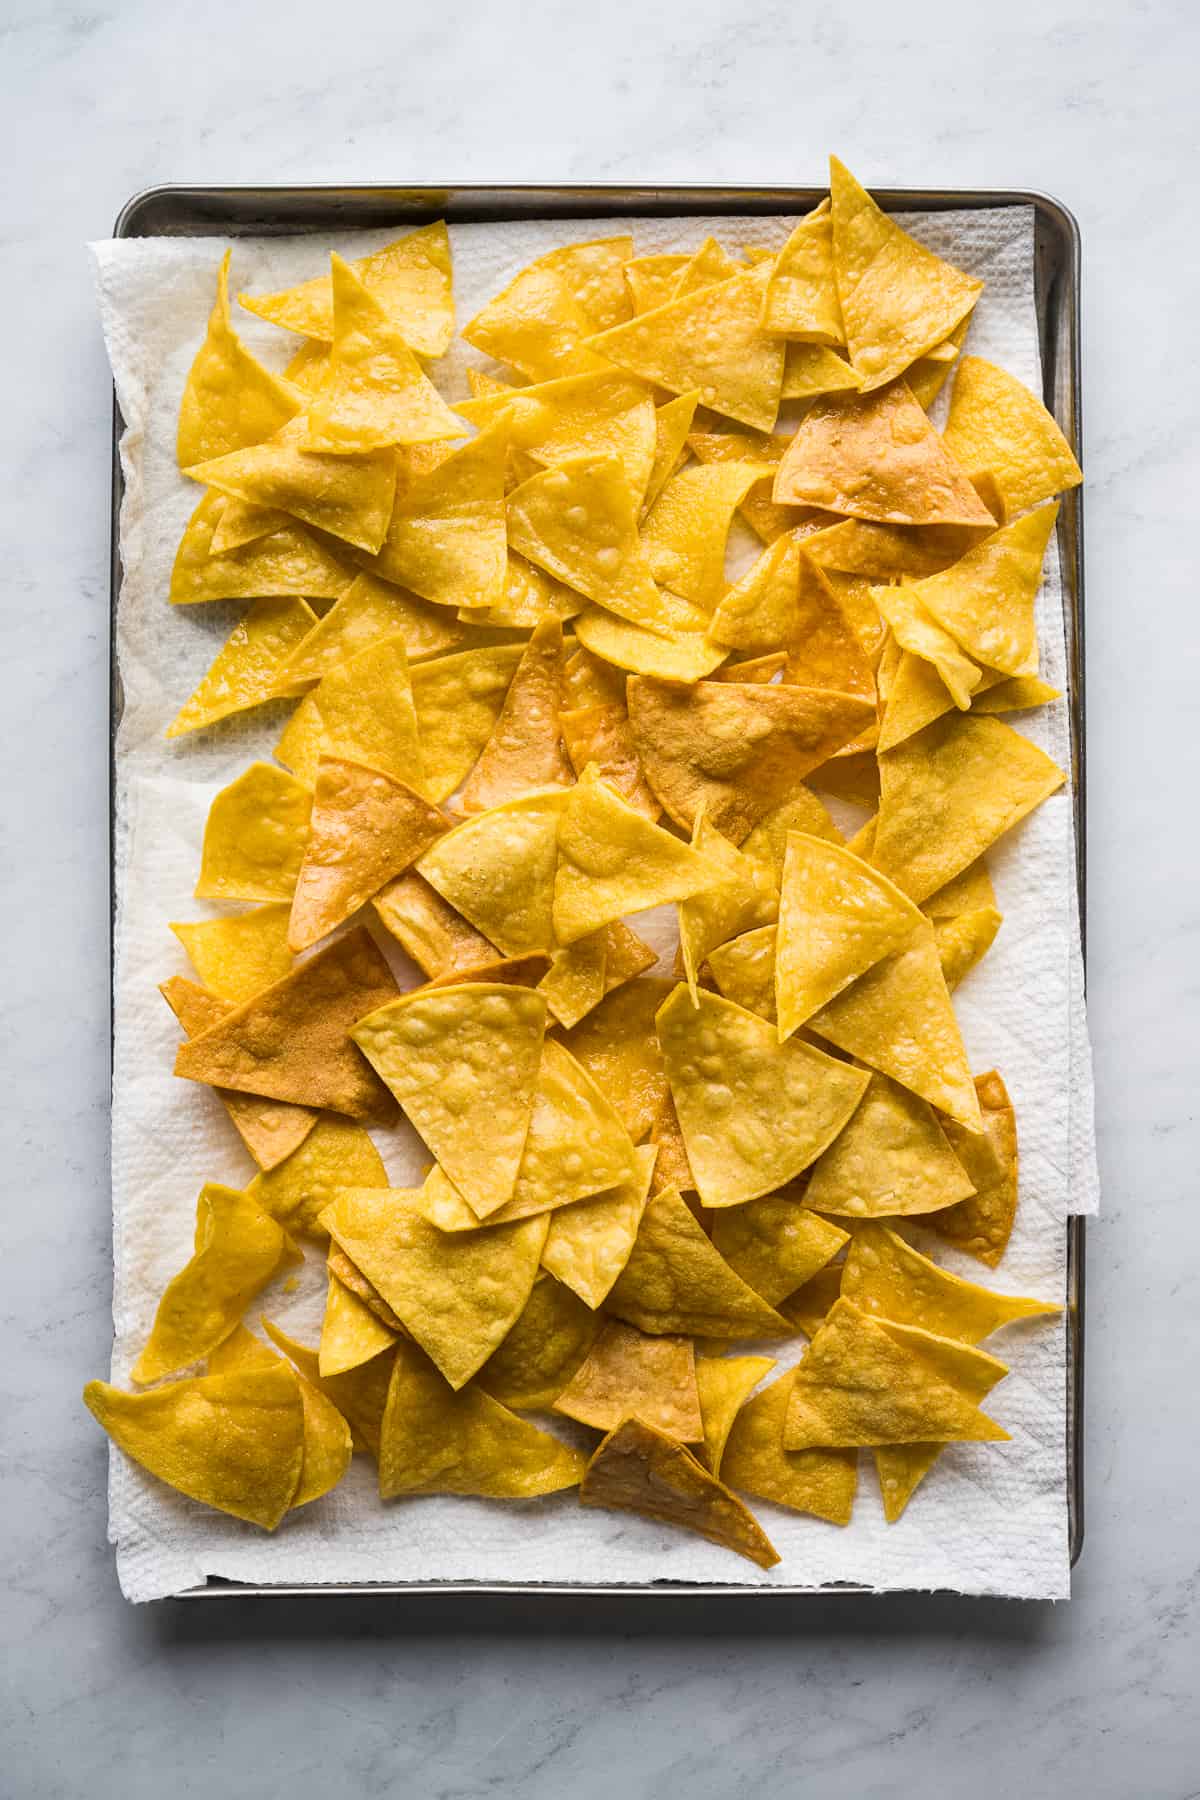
[580, 1417, 780, 1567]
[555, 1317, 702, 1440]
[929, 1070, 1021, 1265]
[267, 1322, 395, 1459]
[585, 264, 785, 432]
[641, 462, 771, 608]
[170, 493, 353, 607]
[686, 427, 826, 546]
[367, 423, 508, 610]
[741, 795, 843, 891]
[644, 391, 701, 516]
[572, 608, 727, 682]
[805, 514, 992, 582]
[658, 985, 870, 1207]
[560, 695, 659, 820]
[775, 834, 924, 1036]
[378, 1336, 585, 1498]
[536, 932, 607, 1028]
[273, 691, 326, 787]
[902, 503, 1058, 680]
[628, 676, 875, 842]
[476, 1271, 600, 1409]
[971, 674, 1060, 714]
[541, 1143, 657, 1308]
[245, 1112, 388, 1239]
[175, 927, 400, 1119]
[553, 765, 716, 943]
[461, 242, 627, 380]
[933, 905, 1003, 989]
[804, 1069, 975, 1218]
[177, 251, 303, 468]
[209, 1323, 353, 1509]
[458, 618, 574, 811]
[841, 1221, 1058, 1343]
[351, 982, 546, 1216]
[458, 368, 657, 506]
[707, 531, 803, 652]
[274, 572, 464, 691]
[418, 789, 565, 954]
[719, 1367, 858, 1522]
[872, 585, 984, 710]
[678, 810, 779, 1003]
[873, 1326, 1010, 1520]
[624, 253, 691, 314]
[409, 642, 525, 802]
[209, 494, 293, 551]
[195, 761, 313, 903]
[871, 713, 1066, 902]
[779, 1264, 845, 1337]
[83, 1366, 304, 1529]
[877, 648, 961, 750]
[781, 344, 862, 401]
[325, 1244, 405, 1332]
[607, 1184, 792, 1337]
[705, 923, 779, 1022]
[170, 904, 293, 1004]
[371, 870, 495, 977]
[671, 236, 743, 299]
[287, 757, 447, 952]
[186, 416, 397, 555]
[240, 222, 455, 357]
[943, 355, 1083, 517]
[760, 201, 844, 343]
[281, 341, 332, 400]
[693, 1355, 778, 1475]
[319, 1271, 400, 1377]
[132, 1183, 296, 1384]
[718, 651, 788, 684]
[710, 1196, 848, 1305]
[905, 313, 973, 411]
[649, 1091, 694, 1194]
[167, 598, 316, 737]
[560, 977, 673, 1144]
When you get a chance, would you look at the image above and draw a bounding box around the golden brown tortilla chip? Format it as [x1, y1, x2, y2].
[245, 1112, 388, 1240]
[943, 355, 1083, 517]
[927, 1071, 1021, 1267]
[555, 1319, 704, 1441]
[560, 977, 673, 1145]
[710, 1196, 848, 1305]
[720, 1367, 858, 1523]
[693, 1355, 778, 1475]
[371, 870, 498, 978]
[474, 1270, 600, 1410]
[459, 617, 574, 811]
[840, 1222, 1059, 1342]
[803, 1070, 976, 1218]
[607, 1184, 793, 1339]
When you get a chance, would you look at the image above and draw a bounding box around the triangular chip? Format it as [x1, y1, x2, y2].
[367, 423, 508, 609]
[943, 355, 1082, 517]
[705, 923, 778, 1022]
[781, 343, 862, 400]
[709, 1195, 848, 1305]
[265, 1323, 395, 1460]
[687, 426, 827, 545]
[805, 513, 993, 580]
[325, 1246, 404, 1332]
[773, 380, 995, 527]
[474, 1270, 599, 1410]
[760, 201, 844, 343]
[303, 253, 465, 452]
[807, 919, 981, 1130]
[321, 1188, 546, 1388]
[372, 870, 497, 977]
[240, 222, 455, 356]
[933, 906, 1003, 989]
[167, 598, 316, 736]
[586, 264, 785, 432]
[678, 810, 778, 1002]
[929, 1070, 1021, 1266]
[671, 236, 743, 299]
[707, 531, 804, 652]
[274, 573, 463, 691]
[537, 932, 607, 1028]
[971, 674, 1060, 714]
[607, 1184, 792, 1338]
[540, 237, 635, 331]
[378, 1336, 585, 1498]
[718, 650, 788, 684]
[641, 462, 770, 608]
[774, 833, 924, 1036]
[409, 641, 525, 801]
[906, 313, 973, 411]
[873, 1324, 1009, 1521]
[877, 647, 963, 751]
[649, 1090, 694, 1194]
[170, 904, 293, 1003]
[418, 790, 566, 955]
[657, 986, 870, 1207]
[624, 253, 690, 314]
[901, 503, 1058, 678]
[459, 618, 574, 811]
[720, 1367, 858, 1522]
[245, 1112, 388, 1239]
[553, 765, 716, 944]
[782, 1298, 1009, 1448]
[457, 369, 656, 506]
[541, 1142, 657, 1309]
[572, 608, 727, 682]
[83, 1367, 304, 1530]
[560, 977, 673, 1145]
[644, 390, 700, 516]
[579, 1417, 780, 1567]
[461, 244, 619, 380]
[555, 1318, 703, 1440]
[186, 417, 397, 554]
[209, 1324, 352, 1509]
[209, 496, 292, 552]
[467, 552, 582, 629]
[803, 1070, 976, 1217]
[779, 1264, 845, 1338]
[177, 250, 303, 468]
[693, 1355, 778, 1475]
[873, 585, 983, 710]
[174, 927, 400, 1118]
[169, 492, 353, 606]
[319, 1271, 400, 1377]
[741, 788, 843, 880]
[195, 762, 313, 903]
[841, 1221, 1057, 1342]
[627, 676, 875, 841]
[871, 713, 1066, 902]
[274, 691, 325, 786]
[560, 687, 660, 819]
[310, 632, 423, 785]
[829, 156, 983, 391]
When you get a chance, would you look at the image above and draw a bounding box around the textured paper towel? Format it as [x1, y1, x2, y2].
[93, 206, 1093, 1603]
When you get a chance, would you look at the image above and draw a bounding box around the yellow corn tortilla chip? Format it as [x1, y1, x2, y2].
[807, 918, 981, 1131]
[378, 1336, 585, 1498]
[803, 1070, 976, 1217]
[876, 648, 962, 751]
[132, 1183, 296, 1384]
[930, 1070, 1021, 1266]
[760, 200, 844, 343]
[902, 503, 1058, 680]
[658, 985, 869, 1207]
[933, 906, 1003, 989]
[741, 789, 843, 883]
[705, 923, 778, 1022]
[872, 585, 984, 710]
[586, 264, 785, 433]
[580, 1416, 780, 1568]
[303, 253, 465, 453]
[175, 927, 400, 1119]
[209, 1324, 353, 1509]
[805, 513, 992, 581]
[627, 676, 876, 842]
[829, 157, 983, 392]
[240, 222, 454, 356]
[573, 609, 727, 682]
[186, 416, 397, 555]
[624, 253, 691, 314]
[971, 674, 1060, 713]
[542, 237, 635, 331]
[287, 756, 445, 952]
[718, 651, 788, 683]
[707, 531, 805, 652]
[366, 423, 508, 609]
[461, 240, 631, 380]
[555, 1318, 703, 1440]
[325, 1245, 405, 1332]
[710, 1196, 848, 1305]
[841, 1221, 1058, 1343]
[459, 618, 574, 811]
[905, 314, 974, 411]
[418, 790, 565, 955]
[170, 492, 353, 607]
[553, 764, 716, 944]
[783, 1298, 1009, 1449]
[195, 761, 313, 903]
[924, 855, 997, 917]
[245, 1112, 388, 1239]
[649, 1090, 694, 1194]
[687, 427, 833, 546]
[322, 1187, 546, 1389]
[177, 251, 303, 468]
[265, 1321, 395, 1459]
[608, 1184, 793, 1338]
[641, 462, 771, 608]
[678, 810, 779, 1003]
[781, 343, 862, 401]
[537, 932, 607, 1028]
[775, 833, 924, 1037]
[409, 641, 525, 802]
[476, 551, 584, 629]
[171, 903, 293, 1003]
[457, 369, 657, 506]
[779, 1264, 845, 1338]
[720, 1366, 858, 1522]
[83, 1366, 304, 1529]
[560, 694, 660, 820]
[275, 575, 463, 695]
[694, 1354, 778, 1476]
[319, 1270, 400, 1377]
[372, 870, 497, 977]
[352, 980, 545, 1215]
[871, 712, 1066, 902]
[541, 1143, 657, 1309]
[561, 977, 673, 1145]
[167, 598, 316, 736]
[943, 355, 1082, 517]
[644, 391, 701, 516]
[873, 1325, 1010, 1521]
[475, 1270, 599, 1410]
[281, 340, 332, 399]
[671, 236, 743, 300]
[209, 495, 293, 552]
[274, 691, 326, 787]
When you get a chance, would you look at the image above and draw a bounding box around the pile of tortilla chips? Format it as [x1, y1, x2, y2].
[90, 158, 1079, 1573]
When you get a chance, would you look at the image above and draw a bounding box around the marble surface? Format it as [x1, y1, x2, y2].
[1, 0, 1196, 1793]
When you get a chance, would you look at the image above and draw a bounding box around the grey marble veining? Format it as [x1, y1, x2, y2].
[1, 0, 1197, 1794]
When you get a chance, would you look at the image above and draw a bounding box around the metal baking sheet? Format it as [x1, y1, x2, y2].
[108, 183, 1085, 1597]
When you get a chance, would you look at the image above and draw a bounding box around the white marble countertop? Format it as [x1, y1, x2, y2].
[3, 1, 1197, 1793]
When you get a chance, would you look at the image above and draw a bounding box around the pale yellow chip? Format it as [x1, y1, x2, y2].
[553, 764, 716, 944]
[607, 1183, 792, 1338]
[694, 1354, 778, 1475]
[707, 530, 805, 652]
[170, 904, 293, 1003]
[781, 343, 862, 401]
[319, 1270, 400, 1377]
[170, 492, 353, 607]
[475, 1270, 599, 1410]
[457, 368, 657, 507]
[841, 1221, 1057, 1342]
[930, 1070, 1021, 1266]
[537, 932, 608, 1028]
[719, 1367, 858, 1523]
[678, 810, 779, 1003]
[943, 355, 1083, 517]
[779, 1263, 846, 1338]
[240, 222, 455, 356]
[409, 642, 525, 802]
[541, 1143, 657, 1309]
[461, 240, 631, 380]
[209, 1323, 353, 1510]
[872, 585, 983, 710]
[803, 1069, 976, 1217]
[671, 236, 743, 300]
[900, 503, 1058, 680]
[572, 609, 727, 682]
[687, 427, 829, 546]
[418, 789, 566, 955]
[366, 422, 508, 609]
[167, 598, 316, 737]
[186, 416, 397, 555]
[560, 976, 673, 1145]
[177, 250, 303, 468]
[705, 924, 778, 1022]
[459, 618, 574, 811]
[873, 1326, 1010, 1521]
[372, 870, 497, 977]
[643, 391, 701, 516]
[473, 552, 582, 629]
[555, 1317, 703, 1439]
[245, 1112, 388, 1239]
[760, 200, 844, 343]
[710, 1197, 848, 1306]
[624, 253, 690, 315]
[195, 761, 313, 903]
[275, 574, 463, 696]
[641, 461, 771, 608]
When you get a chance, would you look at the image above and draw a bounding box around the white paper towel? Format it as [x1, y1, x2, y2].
[93, 205, 1094, 1603]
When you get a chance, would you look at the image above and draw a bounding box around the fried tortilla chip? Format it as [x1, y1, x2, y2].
[274, 574, 463, 693]
[693, 1355, 778, 1478]
[873, 1324, 1009, 1521]
[641, 462, 770, 608]
[541, 1143, 657, 1308]
[274, 691, 326, 787]
[803, 1070, 975, 1217]
[325, 1245, 405, 1331]
[877, 648, 963, 751]
[553, 765, 716, 943]
[461, 241, 631, 379]
[167, 598, 316, 736]
[240, 222, 455, 356]
[649, 1090, 694, 1194]
[686, 426, 825, 545]
[186, 417, 397, 555]
[943, 355, 1083, 517]
[210, 1324, 352, 1509]
[170, 492, 353, 606]
[624, 253, 691, 314]
[573, 609, 727, 682]
[906, 314, 973, 410]
[560, 977, 673, 1144]
[741, 788, 843, 880]
[671, 236, 743, 299]
[718, 651, 788, 683]
[580, 1417, 780, 1567]
[209, 495, 292, 552]
[537, 931, 608, 1028]
[418, 789, 565, 955]
[177, 251, 303, 468]
[458, 618, 573, 811]
[245, 1112, 388, 1239]
[927, 1071, 1020, 1265]
[901, 503, 1058, 679]
[872, 585, 984, 710]
[710, 1196, 848, 1305]
[761, 200, 844, 343]
[780, 1263, 845, 1338]
[705, 923, 778, 1022]
[319, 1270, 400, 1377]
[707, 531, 804, 653]
[678, 810, 779, 1002]
[971, 674, 1060, 714]
[474, 1270, 599, 1410]
[560, 688, 660, 819]
[195, 762, 313, 903]
[644, 390, 701, 516]
[805, 513, 992, 581]
[379, 1336, 585, 1498]
[933, 905, 1003, 989]
[608, 1184, 792, 1338]
[171, 903, 293, 1003]
[458, 368, 657, 506]
[174, 927, 400, 1119]
[368, 423, 508, 610]
[657, 985, 870, 1207]
[841, 1222, 1058, 1342]
[266, 1322, 395, 1459]
[720, 1366, 858, 1522]
[371, 870, 496, 977]
[83, 1366, 304, 1529]
[555, 1318, 703, 1440]
[781, 343, 862, 400]
[409, 641, 525, 802]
